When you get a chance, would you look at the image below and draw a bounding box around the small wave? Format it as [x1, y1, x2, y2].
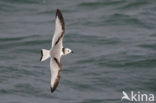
[79, 1, 125, 8]
[67, 34, 121, 46]
[106, 13, 140, 25]
[0, 35, 49, 49]
[105, 13, 151, 28]
[101, 58, 156, 68]
[120, 1, 149, 9]
[138, 43, 156, 50]
[37, 10, 55, 15]
[1, 0, 40, 4]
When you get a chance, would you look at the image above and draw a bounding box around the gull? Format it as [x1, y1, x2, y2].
[40, 9, 73, 93]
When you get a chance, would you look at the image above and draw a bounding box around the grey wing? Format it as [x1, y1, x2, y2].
[50, 57, 61, 93]
[51, 9, 65, 48]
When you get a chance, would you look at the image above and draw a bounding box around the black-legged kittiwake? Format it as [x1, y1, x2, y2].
[40, 9, 73, 93]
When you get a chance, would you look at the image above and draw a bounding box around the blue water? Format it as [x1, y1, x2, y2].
[0, 0, 156, 103]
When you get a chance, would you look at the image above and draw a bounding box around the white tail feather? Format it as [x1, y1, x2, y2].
[40, 49, 50, 62]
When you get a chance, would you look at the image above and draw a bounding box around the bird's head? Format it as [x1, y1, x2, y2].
[63, 48, 73, 55]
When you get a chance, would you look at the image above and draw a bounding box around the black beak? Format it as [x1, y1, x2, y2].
[71, 51, 74, 53]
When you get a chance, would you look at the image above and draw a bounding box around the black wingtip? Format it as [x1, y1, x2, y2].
[50, 87, 56, 93]
[56, 9, 61, 16]
[56, 8, 65, 30]
[40, 50, 43, 61]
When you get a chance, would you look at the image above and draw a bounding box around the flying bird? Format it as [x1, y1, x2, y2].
[40, 9, 73, 93]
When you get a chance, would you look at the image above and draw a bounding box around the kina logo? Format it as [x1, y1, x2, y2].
[121, 91, 155, 102]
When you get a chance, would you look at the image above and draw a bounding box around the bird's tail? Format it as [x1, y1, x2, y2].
[40, 49, 50, 62]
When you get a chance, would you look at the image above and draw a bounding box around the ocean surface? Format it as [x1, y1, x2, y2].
[0, 0, 156, 103]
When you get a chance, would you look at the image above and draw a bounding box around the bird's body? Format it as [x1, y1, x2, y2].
[40, 9, 73, 93]
[50, 42, 62, 59]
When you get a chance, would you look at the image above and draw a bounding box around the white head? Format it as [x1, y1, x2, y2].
[63, 48, 73, 55]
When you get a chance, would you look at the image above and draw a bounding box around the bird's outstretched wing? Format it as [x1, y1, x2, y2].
[51, 9, 65, 48]
[50, 57, 61, 93]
